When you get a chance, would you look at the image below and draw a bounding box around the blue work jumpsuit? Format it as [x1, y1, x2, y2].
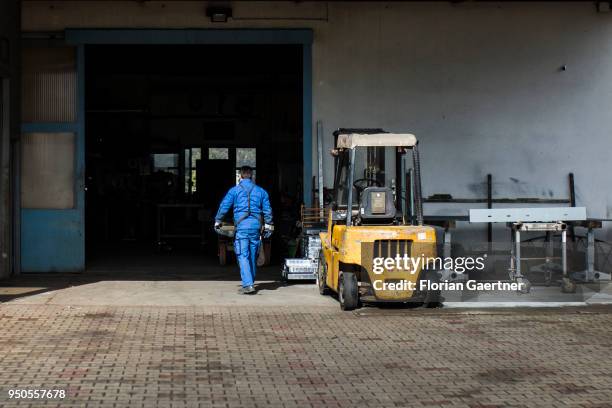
[215, 179, 273, 288]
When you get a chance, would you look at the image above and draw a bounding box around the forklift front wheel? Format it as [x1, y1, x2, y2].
[317, 257, 330, 296]
[339, 272, 359, 311]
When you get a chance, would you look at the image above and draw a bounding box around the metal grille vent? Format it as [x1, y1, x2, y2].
[373, 240, 412, 259]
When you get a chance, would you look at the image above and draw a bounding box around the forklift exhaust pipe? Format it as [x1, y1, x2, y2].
[412, 144, 424, 226]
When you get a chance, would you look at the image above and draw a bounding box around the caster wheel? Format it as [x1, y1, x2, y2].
[518, 278, 531, 294]
[561, 278, 577, 294]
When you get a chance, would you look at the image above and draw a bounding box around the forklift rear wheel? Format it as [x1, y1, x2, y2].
[317, 257, 330, 295]
[339, 272, 359, 311]
[423, 270, 443, 308]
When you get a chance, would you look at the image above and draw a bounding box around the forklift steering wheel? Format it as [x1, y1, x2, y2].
[353, 178, 382, 193]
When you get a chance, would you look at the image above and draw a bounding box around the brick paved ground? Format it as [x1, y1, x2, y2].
[1, 304, 612, 408]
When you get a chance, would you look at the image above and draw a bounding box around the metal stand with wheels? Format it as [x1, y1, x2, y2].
[470, 207, 587, 294]
[510, 222, 572, 294]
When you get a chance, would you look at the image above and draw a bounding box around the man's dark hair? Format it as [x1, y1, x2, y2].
[240, 166, 253, 179]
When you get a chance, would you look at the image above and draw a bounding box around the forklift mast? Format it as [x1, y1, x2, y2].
[331, 128, 423, 227]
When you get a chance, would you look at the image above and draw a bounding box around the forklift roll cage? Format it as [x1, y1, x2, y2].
[331, 129, 424, 227]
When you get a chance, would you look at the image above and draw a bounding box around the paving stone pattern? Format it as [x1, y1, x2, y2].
[0, 304, 611, 407]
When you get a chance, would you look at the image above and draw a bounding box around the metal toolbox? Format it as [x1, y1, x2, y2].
[303, 234, 322, 259]
[282, 258, 318, 281]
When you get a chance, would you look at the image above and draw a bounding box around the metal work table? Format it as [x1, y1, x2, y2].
[424, 212, 612, 291]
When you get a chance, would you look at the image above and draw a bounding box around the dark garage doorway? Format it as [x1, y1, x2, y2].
[84, 44, 303, 271]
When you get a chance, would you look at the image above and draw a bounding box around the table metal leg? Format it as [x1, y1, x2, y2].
[443, 228, 451, 260]
[561, 229, 577, 293]
[545, 231, 553, 285]
[515, 229, 522, 279]
[562, 229, 567, 279]
[439, 227, 458, 282]
[586, 227, 595, 281]
[572, 227, 611, 282]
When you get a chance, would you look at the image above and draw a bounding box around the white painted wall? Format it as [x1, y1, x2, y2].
[22, 1, 612, 238]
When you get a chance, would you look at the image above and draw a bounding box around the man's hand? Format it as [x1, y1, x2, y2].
[263, 223, 274, 239]
[214, 221, 222, 233]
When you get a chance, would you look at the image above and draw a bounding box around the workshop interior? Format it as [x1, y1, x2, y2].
[84, 44, 303, 266]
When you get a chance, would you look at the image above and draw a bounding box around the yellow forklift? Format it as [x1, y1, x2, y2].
[318, 129, 441, 310]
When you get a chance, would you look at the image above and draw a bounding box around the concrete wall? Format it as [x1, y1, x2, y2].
[0, 0, 20, 278]
[22, 1, 612, 240]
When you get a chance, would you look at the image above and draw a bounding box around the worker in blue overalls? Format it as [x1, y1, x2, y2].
[214, 166, 274, 294]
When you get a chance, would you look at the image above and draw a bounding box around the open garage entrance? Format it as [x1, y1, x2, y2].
[84, 44, 303, 272]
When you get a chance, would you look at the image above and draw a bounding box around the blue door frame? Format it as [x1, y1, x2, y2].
[21, 29, 313, 273]
[17, 29, 312, 273]
[20, 46, 86, 272]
